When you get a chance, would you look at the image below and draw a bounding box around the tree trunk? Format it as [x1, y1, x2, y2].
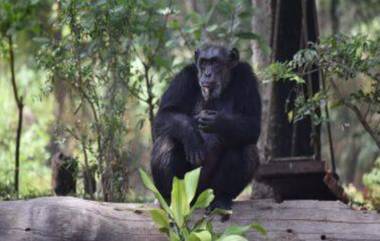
[8, 35, 24, 197]
[251, 0, 275, 199]
[251, 0, 272, 162]
[1, 197, 380, 241]
[330, 0, 340, 34]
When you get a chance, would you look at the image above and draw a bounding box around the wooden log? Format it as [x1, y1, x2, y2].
[1, 197, 380, 241]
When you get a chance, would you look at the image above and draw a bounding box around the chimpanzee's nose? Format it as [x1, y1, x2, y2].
[205, 72, 212, 78]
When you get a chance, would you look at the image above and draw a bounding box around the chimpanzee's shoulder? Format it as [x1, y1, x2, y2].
[233, 62, 254, 76]
[177, 64, 197, 78]
[181, 63, 198, 73]
[231, 62, 258, 86]
[164, 64, 196, 90]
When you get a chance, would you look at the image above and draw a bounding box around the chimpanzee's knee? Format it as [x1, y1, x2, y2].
[151, 136, 192, 201]
[210, 145, 259, 200]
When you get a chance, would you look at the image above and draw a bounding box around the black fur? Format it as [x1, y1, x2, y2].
[151, 62, 261, 208]
[51, 152, 77, 196]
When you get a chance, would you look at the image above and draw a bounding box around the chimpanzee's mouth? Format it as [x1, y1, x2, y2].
[201, 86, 212, 101]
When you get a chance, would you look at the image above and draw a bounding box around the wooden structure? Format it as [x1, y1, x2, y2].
[257, 159, 338, 201]
[259, 0, 342, 201]
[1, 197, 379, 241]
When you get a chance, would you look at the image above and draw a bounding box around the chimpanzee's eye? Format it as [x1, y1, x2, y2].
[210, 57, 218, 65]
[199, 59, 206, 67]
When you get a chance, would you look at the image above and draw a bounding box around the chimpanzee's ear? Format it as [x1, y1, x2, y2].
[229, 48, 240, 66]
[194, 49, 200, 63]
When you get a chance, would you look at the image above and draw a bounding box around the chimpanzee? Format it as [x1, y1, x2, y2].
[83, 167, 96, 197]
[151, 44, 261, 210]
[51, 152, 78, 196]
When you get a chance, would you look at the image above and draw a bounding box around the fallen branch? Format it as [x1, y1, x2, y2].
[1, 197, 380, 241]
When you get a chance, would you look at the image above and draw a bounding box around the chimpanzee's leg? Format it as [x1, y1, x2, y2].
[151, 136, 192, 201]
[208, 145, 259, 209]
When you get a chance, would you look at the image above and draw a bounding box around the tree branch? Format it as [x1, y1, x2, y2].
[8, 35, 24, 197]
[330, 78, 380, 150]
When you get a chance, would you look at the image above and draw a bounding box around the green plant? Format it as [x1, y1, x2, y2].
[265, 34, 380, 150]
[363, 157, 380, 210]
[139, 168, 266, 241]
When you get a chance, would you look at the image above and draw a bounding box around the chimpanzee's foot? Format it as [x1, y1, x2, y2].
[206, 197, 233, 213]
[205, 197, 232, 222]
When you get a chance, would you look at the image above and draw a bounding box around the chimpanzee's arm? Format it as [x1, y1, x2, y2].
[224, 63, 261, 146]
[217, 113, 260, 146]
[153, 64, 205, 164]
[198, 111, 260, 146]
[153, 64, 199, 140]
[153, 111, 201, 145]
[197, 62, 262, 147]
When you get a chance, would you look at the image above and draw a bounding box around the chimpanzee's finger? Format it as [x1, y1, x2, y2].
[194, 152, 201, 165]
[189, 153, 196, 165]
[198, 150, 205, 163]
[194, 112, 207, 120]
[200, 115, 214, 121]
[198, 123, 209, 130]
[196, 113, 206, 122]
[198, 119, 207, 126]
[194, 153, 199, 164]
[205, 110, 217, 115]
[199, 119, 214, 129]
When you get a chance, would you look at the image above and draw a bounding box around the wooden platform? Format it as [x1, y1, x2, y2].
[257, 160, 339, 201]
[1, 197, 380, 241]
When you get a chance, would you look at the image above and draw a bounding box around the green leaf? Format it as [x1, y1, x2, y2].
[289, 74, 305, 84]
[287, 111, 294, 122]
[222, 225, 250, 236]
[188, 230, 212, 241]
[238, 9, 254, 19]
[150, 208, 170, 232]
[170, 177, 190, 227]
[206, 24, 218, 32]
[205, 2, 217, 23]
[217, 235, 248, 241]
[208, 208, 233, 216]
[192, 189, 214, 210]
[33, 37, 49, 43]
[222, 223, 267, 237]
[168, 19, 181, 30]
[235, 32, 260, 40]
[139, 169, 171, 214]
[184, 168, 201, 206]
[169, 230, 181, 241]
[139, 169, 158, 193]
[251, 223, 267, 236]
[192, 216, 207, 230]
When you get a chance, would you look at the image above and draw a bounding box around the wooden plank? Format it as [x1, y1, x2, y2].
[1, 197, 380, 241]
[256, 160, 340, 201]
[257, 160, 326, 178]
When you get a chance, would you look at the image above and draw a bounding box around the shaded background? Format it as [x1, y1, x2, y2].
[0, 0, 379, 202]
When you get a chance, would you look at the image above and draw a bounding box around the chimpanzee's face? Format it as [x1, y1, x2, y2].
[195, 45, 239, 101]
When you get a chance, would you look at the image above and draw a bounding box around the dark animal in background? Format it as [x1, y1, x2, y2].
[151, 44, 261, 210]
[83, 167, 96, 197]
[51, 152, 78, 196]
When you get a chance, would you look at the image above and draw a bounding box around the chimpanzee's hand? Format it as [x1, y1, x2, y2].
[197, 110, 221, 133]
[184, 132, 206, 166]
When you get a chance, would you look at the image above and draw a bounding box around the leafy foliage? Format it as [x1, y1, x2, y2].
[35, 0, 264, 201]
[0, 0, 54, 198]
[140, 168, 266, 241]
[363, 157, 380, 210]
[266, 34, 380, 148]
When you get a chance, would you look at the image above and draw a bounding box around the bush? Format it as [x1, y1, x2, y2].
[363, 157, 380, 210]
[139, 168, 266, 241]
